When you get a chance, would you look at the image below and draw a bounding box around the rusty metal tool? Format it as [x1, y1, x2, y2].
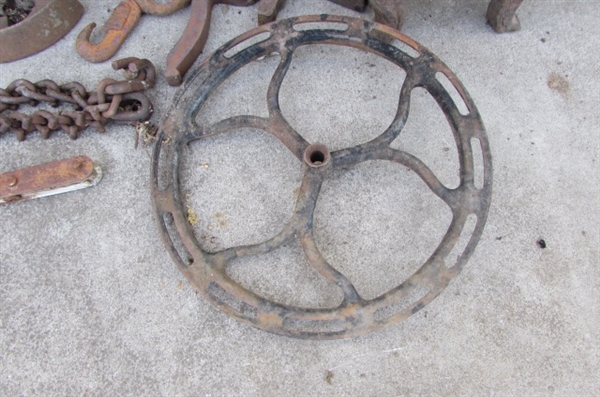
[153, 15, 492, 339]
[0, 156, 103, 205]
[0, 0, 84, 63]
[76, 0, 190, 63]
[165, 0, 260, 86]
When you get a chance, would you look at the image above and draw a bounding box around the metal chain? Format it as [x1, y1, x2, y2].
[0, 57, 156, 141]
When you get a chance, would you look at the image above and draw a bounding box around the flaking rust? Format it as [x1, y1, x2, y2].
[152, 15, 493, 339]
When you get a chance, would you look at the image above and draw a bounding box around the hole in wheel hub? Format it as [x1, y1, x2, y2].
[304, 143, 330, 167]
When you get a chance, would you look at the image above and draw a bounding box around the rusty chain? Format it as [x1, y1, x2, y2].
[0, 57, 155, 141]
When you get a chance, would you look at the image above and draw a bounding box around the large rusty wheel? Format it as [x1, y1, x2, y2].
[152, 15, 492, 339]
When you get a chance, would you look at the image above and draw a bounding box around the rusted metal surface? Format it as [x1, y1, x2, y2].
[369, 0, 525, 34]
[0, 57, 155, 141]
[487, 0, 524, 33]
[136, 0, 190, 16]
[258, 0, 367, 25]
[76, 0, 142, 63]
[328, 0, 367, 12]
[0, 0, 84, 63]
[0, 156, 102, 205]
[165, 0, 260, 86]
[152, 15, 493, 339]
[257, 0, 282, 25]
[370, 0, 404, 33]
[76, 0, 190, 63]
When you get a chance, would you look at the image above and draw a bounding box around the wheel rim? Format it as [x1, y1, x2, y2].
[151, 15, 493, 339]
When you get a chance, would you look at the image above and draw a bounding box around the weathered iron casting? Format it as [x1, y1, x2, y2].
[0, 0, 84, 63]
[152, 15, 492, 339]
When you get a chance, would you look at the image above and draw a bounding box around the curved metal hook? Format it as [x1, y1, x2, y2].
[75, 0, 142, 63]
[136, 0, 191, 16]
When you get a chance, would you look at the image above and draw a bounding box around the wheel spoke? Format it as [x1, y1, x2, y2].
[266, 48, 309, 160]
[367, 70, 418, 148]
[380, 147, 457, 204]
[333, 146, 456, 206]
[183, 115, 271, 142]
[299, 231, 362, 304]
[216, 223, 295, 263]
[292, 170, 362, 304]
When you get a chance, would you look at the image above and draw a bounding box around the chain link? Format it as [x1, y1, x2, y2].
[0, 57, 156, 141]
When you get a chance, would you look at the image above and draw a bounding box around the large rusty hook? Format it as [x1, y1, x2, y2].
[76, 0, 143, 63]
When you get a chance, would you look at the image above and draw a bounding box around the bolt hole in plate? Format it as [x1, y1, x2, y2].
[152, 15, 492, 339]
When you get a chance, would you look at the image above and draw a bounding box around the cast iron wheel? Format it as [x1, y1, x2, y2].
[152, 14, 492, 339]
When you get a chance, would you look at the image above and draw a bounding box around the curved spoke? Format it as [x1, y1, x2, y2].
[367, 70, 418, 148]
[299, 231, 362, 304]
[210, 223, 296, 269]
[266, 48, 310, 160]
[380, 147, 457, 205]
[293, 170, 362, 304]
[333, 146, 456, 206]
[183, 115, 270, 142]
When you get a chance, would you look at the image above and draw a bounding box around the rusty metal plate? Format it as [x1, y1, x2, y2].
[0, 156, 102, 204]
[0, 0, 84, 63]
[152, 15, 492, 339]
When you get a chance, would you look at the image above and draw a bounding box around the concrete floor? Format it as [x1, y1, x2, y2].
[1, 0, 598, 395]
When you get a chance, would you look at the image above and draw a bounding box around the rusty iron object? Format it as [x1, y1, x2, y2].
[328, 0, 367, 12]
[257, 0, 282, 25]
[370, 0, 404, 33]
[76, 0, 190, 63]
[152, 15, 493, 339]
[257, 0, 367, 25]
[369, 0, 525, 34]
[0, 57, 156, 141]
[487, 0, 525, 33]
[0, 156, 102, 205]
[165, 0, 261, 86]
[0, 0, 84, 63]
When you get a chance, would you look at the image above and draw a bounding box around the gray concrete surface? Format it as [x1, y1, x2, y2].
[1, 0, 599, 395]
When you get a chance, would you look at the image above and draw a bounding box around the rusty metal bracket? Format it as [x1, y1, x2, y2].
[0, 156, 102, 205]
[165, 0, 261, 86]
[0, 0, 84, 63]
[152, 15, 492, 339]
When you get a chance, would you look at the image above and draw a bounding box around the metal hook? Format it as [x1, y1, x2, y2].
[75, 0, 143, 63]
